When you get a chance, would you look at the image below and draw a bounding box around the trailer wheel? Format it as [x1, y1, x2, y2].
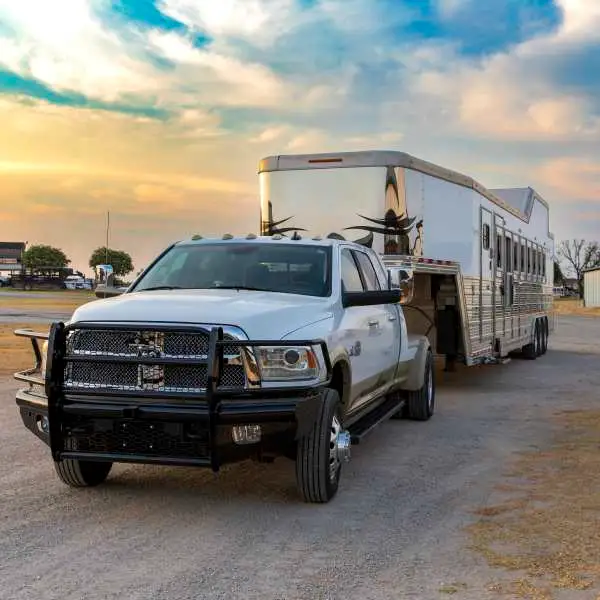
[295, 388, 348, 503]
[406, 349, 435, 421]
[541, 317, 548, 355]
[521, 321, 538, 360]
[54, 459, 113, 487]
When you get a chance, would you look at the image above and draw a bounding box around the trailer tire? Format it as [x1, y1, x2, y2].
[406, 349, 435, 421]
[54, 459, 113, 487]
[521, 321, 537, 360]
[541, 317, 548, 355]
[295, 388, 345, 503]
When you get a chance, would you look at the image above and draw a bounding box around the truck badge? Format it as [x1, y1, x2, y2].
[128, 333, 165, 389]
[348, 341, 362, 357]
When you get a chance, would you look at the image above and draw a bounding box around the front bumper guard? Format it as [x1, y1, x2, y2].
[14, 322, 332, 471]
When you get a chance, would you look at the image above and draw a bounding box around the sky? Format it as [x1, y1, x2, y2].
[0, 0, 599, 276]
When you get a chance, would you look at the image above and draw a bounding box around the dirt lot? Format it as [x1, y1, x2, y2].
[0, 304, 599, 599]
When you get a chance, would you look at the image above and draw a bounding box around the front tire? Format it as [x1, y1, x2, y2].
[295, 388, 346, 503]
[54, 459, 113, 487]
[406, 349, 435, 421]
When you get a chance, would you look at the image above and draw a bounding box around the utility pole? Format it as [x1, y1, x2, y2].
[105, 210, 110, 265]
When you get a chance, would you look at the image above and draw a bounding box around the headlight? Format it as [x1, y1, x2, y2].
[257, 345, 327, 383]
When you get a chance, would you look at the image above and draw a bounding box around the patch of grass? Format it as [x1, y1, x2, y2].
[0, 322, 49, 376]
[0, 290, 94, 312]
[553, 297, 600, 317]
[468, 410, 600, 598]
[439, 582, 468, 594]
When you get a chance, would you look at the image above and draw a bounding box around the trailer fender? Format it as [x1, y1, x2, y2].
[399, 335, 431, 392]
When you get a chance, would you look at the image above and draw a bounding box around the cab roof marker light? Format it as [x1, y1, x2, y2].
[312, 235, 323, 241]
[222, 233, 234, 240]
[272, 234, 283, 240]
[246, 233, 257, 240]
[191, 234, 203, 240]
[308, 158, 343, 164]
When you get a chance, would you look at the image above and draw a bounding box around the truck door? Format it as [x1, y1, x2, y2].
[479, 207, 494, 349]
[338, 248, 397, 413]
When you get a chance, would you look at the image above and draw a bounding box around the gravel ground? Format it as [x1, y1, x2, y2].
[0, 315, 598, 600]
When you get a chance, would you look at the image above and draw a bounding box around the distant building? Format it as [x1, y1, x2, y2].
[0, 242, 25, 275]
[583, 267, 600, 308]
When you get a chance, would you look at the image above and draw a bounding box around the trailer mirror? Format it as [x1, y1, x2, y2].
[387, 267, 414, 304]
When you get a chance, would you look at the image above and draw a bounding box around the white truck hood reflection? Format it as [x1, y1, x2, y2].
[70, 289, 335, 340]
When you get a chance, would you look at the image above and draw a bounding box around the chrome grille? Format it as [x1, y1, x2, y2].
[63, 327, 246, 393]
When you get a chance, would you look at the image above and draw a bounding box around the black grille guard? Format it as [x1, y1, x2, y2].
[14, 322, 332, 471]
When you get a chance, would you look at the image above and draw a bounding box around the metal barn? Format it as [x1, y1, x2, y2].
[583, 267, 600, 308]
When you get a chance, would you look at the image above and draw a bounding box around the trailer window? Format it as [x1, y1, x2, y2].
[482, 224, 490, 250]
[513, 241, 519, 271]
[520, 243, 525, 272]
[528, 246, 532, 275]
[496, 234, 502, 269]
[505, 237, 512, 272]
[542, 252, 546, 278]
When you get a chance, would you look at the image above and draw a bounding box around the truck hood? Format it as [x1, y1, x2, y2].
[70, 289, 334, 340]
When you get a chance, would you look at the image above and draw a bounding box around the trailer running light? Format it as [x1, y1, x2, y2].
[232, 425, 261, 445]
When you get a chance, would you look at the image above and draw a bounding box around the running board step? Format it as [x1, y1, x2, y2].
[348, 395, 405, 445]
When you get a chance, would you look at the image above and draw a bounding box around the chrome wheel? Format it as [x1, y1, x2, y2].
[426, 363, 433, 412]
[329, 415, 350, 483]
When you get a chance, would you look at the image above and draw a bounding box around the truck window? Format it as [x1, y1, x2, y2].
[353, 251, 382, 291]
[132, 242, 332, 297]
[340, 249, 364, 292]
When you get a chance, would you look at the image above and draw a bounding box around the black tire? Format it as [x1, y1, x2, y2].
[54, 459, 113, 487]
[522, 320, 537, 360]
[535, 319, 543, 357]
[541, 317, 548, 355]
[295, 388, 344, 503]
[406, 349, 435, 421]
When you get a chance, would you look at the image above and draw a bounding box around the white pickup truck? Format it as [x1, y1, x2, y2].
[14, 234, 434, 503]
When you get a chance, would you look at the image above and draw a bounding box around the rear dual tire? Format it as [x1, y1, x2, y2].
[522, 317, 548, 360]
[392, 349, 435, 421]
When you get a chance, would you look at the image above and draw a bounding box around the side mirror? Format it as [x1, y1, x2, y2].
[342, 289, 401, 308]
[387, 267, 414, 305]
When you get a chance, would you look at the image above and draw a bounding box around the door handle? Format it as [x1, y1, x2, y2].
[387, 315, 397, 321]
[368, 319, 379, 327]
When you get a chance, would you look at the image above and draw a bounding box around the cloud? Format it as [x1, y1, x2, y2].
[536, 158, 600, 203]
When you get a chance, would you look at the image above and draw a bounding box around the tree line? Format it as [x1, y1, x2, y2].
[21, 245, 134, 278]
[556, 239, 600, 297]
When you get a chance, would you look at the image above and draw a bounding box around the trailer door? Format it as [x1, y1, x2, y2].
[479, 207, 494, 348]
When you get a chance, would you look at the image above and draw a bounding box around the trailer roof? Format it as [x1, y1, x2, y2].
[258, 150, 550, 227]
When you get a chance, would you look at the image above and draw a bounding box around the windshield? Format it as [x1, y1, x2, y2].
[131, 242, 332, 297]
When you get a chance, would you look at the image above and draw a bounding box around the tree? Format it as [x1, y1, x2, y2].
[553, 260, 564, 286]
[22, 244, 70, 269]
[557, 239, 600, 297]
[89, 247, 134, 278]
